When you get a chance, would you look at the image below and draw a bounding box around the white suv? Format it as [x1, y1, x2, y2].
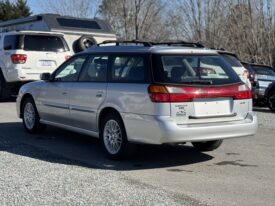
[16, 41, 258, 160]
[0, 31, 72, 100]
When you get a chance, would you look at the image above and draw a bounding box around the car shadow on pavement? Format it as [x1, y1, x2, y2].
[0, 122, 213, 171]
[0, 97, 16, 103]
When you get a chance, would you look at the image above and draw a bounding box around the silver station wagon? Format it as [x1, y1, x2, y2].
[16, 41, 258, 160]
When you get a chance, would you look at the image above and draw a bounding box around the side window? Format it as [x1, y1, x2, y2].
[111, 56, 146, 82]
[4, 35, 21, 50]
[54, 56, 87, 82]
[79, 55, 108, 82]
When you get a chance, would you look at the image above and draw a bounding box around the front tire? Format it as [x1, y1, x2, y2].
[22, 97, 46, 133]
[267, 92, 275, 112]
[192, 140, 223, 151]
[100, 113, 135, 160]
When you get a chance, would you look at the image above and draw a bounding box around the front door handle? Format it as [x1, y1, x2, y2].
[62, 92, 68, 95]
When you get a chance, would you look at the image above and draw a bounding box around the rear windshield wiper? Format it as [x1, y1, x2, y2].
[179, 79, 213, 85]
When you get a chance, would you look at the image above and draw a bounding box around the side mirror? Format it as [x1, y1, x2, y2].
[40, 73, 51, 81]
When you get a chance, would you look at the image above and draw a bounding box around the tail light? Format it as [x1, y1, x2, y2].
[148, 84, 252, 103]
[11, 54, 27, 64]
[65, 55, 72, 61]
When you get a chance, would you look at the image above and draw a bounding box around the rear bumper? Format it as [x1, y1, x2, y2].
[123, 112, 258, 144]
[5, 66, 54, 83]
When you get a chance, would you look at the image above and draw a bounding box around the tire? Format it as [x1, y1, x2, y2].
[192, 140, 223, 151]
[73, 35, 96, 53]
[100, 113, 135, 160]
[22, 97, 46, 133]
[267, 92, 275, 112]
[0, 70, 12, 101]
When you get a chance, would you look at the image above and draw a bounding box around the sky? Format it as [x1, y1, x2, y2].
[26, 0, 43, 14]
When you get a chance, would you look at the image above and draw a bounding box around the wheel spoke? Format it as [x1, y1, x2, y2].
[103, 119, 123, 155]
[24, 102, 35, 130]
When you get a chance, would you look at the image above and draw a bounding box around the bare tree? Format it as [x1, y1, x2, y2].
[36, 0, 275, 67]
[171, 0, 275, 67]
[37, 0, 100, 18]
[99, 0, 169, 41]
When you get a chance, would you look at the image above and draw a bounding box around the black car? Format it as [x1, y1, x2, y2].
[265, 82, 275, 111]
[241, 63, 275, 104]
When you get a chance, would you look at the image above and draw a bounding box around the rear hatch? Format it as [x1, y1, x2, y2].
[151, 54, 252, 125]
[219, 53, 251, 88]
[13, 34, 71, 80]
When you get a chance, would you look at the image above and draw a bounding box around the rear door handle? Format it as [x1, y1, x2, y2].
[62, 92, 68, 95]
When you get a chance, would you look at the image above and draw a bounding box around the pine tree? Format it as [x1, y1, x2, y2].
[0, 0, 32, 21]
[15, 0, 32, 18]
[0, 0, 14, 21]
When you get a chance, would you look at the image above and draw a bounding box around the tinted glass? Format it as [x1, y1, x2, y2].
[4, 35, 21, 50]
[242, 63, 254, 73]
[79, 56, 108, 82]
[24, 35, 67, 52]
[252, 66, 275, 75]
[54, 56, 87, 82]
[221, 54, 242, 67]
[111, 56, 146, 82]
[153, 55, 240, 85]
[57, 18, 101, 30]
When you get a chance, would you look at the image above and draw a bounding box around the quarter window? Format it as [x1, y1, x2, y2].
[111, 56, 146, 82]
[79, 56, 108, 82]
[4, 35, 21, 50]
[54, 56, 87, 82]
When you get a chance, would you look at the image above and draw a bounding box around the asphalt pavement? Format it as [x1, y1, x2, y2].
[0, 101, 274, 206]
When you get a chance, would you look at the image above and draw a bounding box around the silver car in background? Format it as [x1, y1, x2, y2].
[16, 41, 258, 160]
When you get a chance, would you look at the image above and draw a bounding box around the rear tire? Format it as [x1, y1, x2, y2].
[192, 140, 223, 151]
[100, 113, 135, 160]
[22, 97, 46, 133]
[0, 70, 12, 101]
[267, 92, 275, 112]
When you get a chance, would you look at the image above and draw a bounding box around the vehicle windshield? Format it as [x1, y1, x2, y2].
[221, 54, 242, 67]
[252, 66, 275, 76]
[23, 35, 68, 52]
[152, 54, 241, 85]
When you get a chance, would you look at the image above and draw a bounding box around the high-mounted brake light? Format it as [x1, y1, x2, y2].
[148, 84, 252, 103]
[11, 54, 27, 64]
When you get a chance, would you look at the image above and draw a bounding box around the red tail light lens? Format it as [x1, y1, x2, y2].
[148, 84, 252, 103]
[11, 54, 27, 64]
[148, 85, 170, 102]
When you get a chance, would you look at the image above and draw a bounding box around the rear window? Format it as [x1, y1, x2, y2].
[4, 35, 22, 50]
[252, 66, 275, 75]
[221, 54, 242, 67]
[23, 35, 68, 52]
[153, 55, 240, 85]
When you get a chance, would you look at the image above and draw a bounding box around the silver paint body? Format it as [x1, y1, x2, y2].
[16, 46, 258, 144]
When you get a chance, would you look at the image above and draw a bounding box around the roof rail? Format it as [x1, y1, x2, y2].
[97, 40, 205, 48]
[211, 47, 226, 51]
[98, 40, 152, 47]
[152, 41, 205, 48]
